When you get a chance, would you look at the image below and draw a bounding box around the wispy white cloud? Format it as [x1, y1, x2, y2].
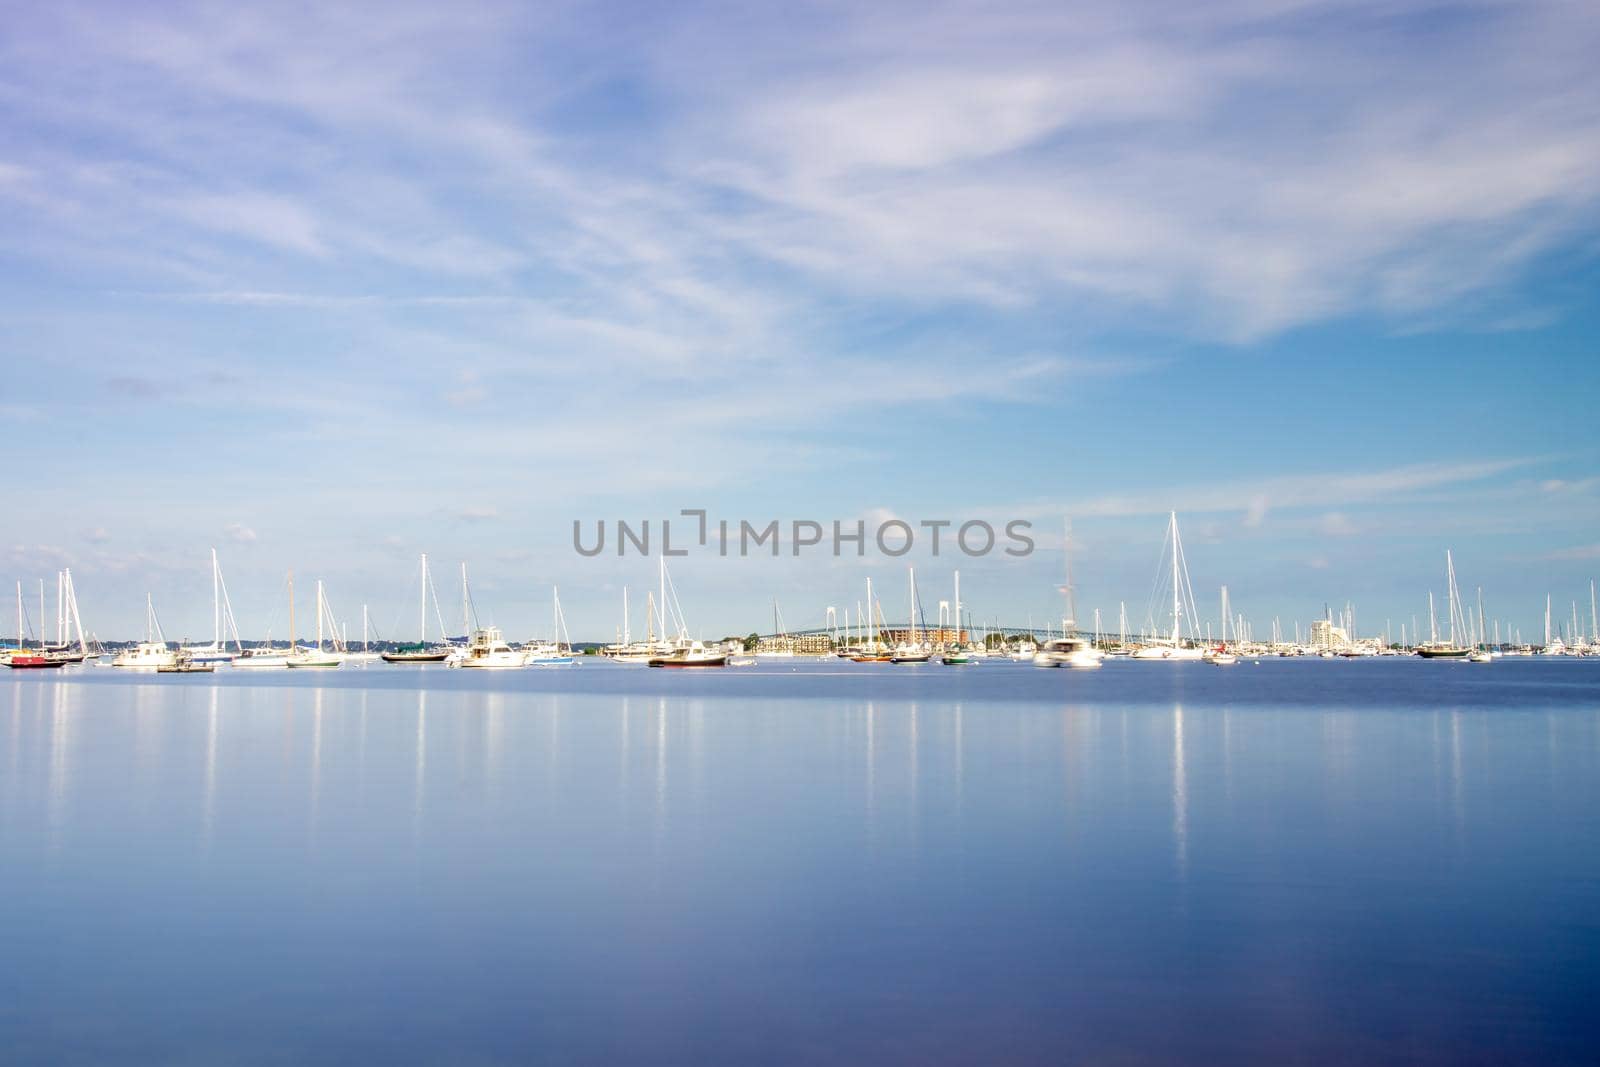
[1011, 457, 1535, 522]
[1543, 544, 1600, 561]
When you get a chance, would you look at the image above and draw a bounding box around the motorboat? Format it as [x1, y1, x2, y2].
[1033, 637, 1102, 669]
[112, 641, 179, 670]
[647, 641, 727, 668]
[449, 627, 527, 669]
[158, 649, 215, 674]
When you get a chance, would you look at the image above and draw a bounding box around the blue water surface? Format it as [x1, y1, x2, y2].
[2, 657, 1597, 1064]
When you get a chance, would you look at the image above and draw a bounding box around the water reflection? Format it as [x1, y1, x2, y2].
[485, 691, 505, 800]
[414, 688, 427, 836]
[48, 681, 71, 855]
[203, 685, 219, 848]
[1173, 704, 1188, 882]
[1450, 709, 1464, 857]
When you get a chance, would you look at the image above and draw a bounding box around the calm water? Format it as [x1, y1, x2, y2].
[3, 658, 1598, 1064]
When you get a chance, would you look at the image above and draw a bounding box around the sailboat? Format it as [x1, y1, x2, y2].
[890, 567, 932, 663]
[1467, 587, 1493, 662]
[941, 572, 979, 664]
[1132, 512, 1204, 660]
[756, 599, 796, 658]
[1415, 551, 1471, 658]
[183, 548, 244, 664]
[525, 586, 577, 665]
[1033, 521, 1102, 669]
[381, 554, 453, 662]
[850, 577, 893, 661]
[286, 579, 344, 668]
[1205, 586, 1238, 665]
[111, 594, 179, 669]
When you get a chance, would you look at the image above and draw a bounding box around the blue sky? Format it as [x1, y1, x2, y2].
[2, 0, 1598, 643]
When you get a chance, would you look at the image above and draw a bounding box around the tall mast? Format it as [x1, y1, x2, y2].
[1476, 587, 1485, 650]
[1545, 594, 1552, 646]
[14, 581, 20, 650]
[38, 579, 45, 650]
[288, 571, 296, 651]
[1428, 591, 1437, 644]
[1220, 585, 1230, 646]
[69, 571, 85, 653]
[419, 554, 428, 643]
[212, 548, 220, 649]
[55, 571, 63, 646]
[1169, 512, 1181, 646]
[953, 570, 961, 647]
[461, 562, 470, 638]
[659, 555, 667, 642]
[363, 603, 369, 653]
[316, 580, 324, 652]
[866, 577, 874, 648]
[908, 567, 916, 644]
[1445, 551, 1457, 647]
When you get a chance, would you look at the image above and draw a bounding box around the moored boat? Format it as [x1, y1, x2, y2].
[449, 626, 526, 669]
[647, 641, 727, 668]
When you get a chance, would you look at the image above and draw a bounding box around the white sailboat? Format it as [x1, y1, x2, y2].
[525, 586, 577, 665]
[184, 548, 244, 664]
[1134, 512, 1203, 660]
[891, 567, 932, 662]
[286, 579, 344, 668]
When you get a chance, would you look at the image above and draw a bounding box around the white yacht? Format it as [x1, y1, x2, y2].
[112, 595, 177, 669]
[112, 640, 179, 670]
[449, 627, 526, 669]
[1033, 637, 1102, 669]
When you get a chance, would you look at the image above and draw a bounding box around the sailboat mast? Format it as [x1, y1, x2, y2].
[212, 548, 220, 649]
[289, 571, 296, 651]
[1446, 551, 1457, 647]
[1169, 512, 1180, 646]
[55, 571, 63, 646]
[38, 580, 45, 651]
[461, 562, 469, 638]
[419, 554, 428, 643]
[908, 567, 916, 644]
[953, 570, 961, 647]
[866, 577, 874, 647]
[316, 580, 324, 652]
[1428, 591, 1437, 644]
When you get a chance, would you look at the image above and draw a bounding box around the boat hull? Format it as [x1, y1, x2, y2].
[6, 655, 66, 669]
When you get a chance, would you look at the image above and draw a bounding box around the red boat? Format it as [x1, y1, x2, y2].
[5, 654, 66, 670]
